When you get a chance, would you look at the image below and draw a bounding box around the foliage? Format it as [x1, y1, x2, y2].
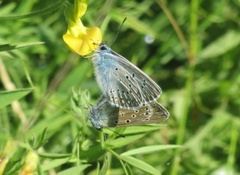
[0, 0, 239, 174]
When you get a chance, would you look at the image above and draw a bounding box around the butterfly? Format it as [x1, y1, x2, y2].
[91, 42, 162, 109]
[89, 97, 170, 130]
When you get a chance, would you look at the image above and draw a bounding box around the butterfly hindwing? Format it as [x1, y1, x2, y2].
[89, 97, 119, 129]
[89, 97, 170, 129]
[112, 101, 169, 127]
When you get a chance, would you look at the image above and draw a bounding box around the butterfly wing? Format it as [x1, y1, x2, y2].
[106, 101, 170, 127]
[89, 97, 120, 129]
[111, 50, 162, 103]
[93, 43, 162, 109]
[93, 46, 144, 109]
[90, 98, 169, 129]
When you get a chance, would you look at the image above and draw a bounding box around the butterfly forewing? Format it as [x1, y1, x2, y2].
[109, 64, 144, 108]
[92, 43, 162, 109]
[110, 50, 162, 103]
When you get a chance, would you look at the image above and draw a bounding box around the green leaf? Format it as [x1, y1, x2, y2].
[57, 165, 90, 175]
[42, 158, 69, 171]
[120, 155, 161, 175]
[199, 30, 240, 59]
[0, 42, 45, 52]
[38, 153, 71, 159]
[105, 134, 146, 148]
[102, 125, 163, 135]
[99, 156, 109, 175]
[121, 145, 182, 156]
[0, 88, 33, 108]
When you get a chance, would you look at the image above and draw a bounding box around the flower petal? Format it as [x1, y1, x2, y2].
[63, 26, 102, 56]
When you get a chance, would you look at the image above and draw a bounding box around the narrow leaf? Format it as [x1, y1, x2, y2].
[121, 145, 182, 156]
[120, 155, 161, 175]
[0, 88, 32, 108]
[199, 30, 240, 59]
[58, 165, 90, 175]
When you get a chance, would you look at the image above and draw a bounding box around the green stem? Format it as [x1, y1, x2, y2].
[156, 0, 199, 174]
[0, 0, 65, 20]
[156, 0, 193, 63]
[105, 147, 129, 174]
[227, 121, 238, 173]
[170, 64, 193, 175]
[190, 0, 199, 60]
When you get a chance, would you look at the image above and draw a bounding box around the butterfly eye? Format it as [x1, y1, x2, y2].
[100, 45, 108, 50]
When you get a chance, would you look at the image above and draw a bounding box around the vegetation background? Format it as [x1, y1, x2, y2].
[0, 0, 239, 174]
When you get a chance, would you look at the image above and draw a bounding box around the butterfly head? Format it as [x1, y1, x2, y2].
[89, 107, 103, 130]
[98, 42, 111, 53]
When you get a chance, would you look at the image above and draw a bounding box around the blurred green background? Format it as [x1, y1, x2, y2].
[0, 0, 239, 174]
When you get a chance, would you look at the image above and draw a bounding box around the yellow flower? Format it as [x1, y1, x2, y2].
[0, 140, 16, 175]
[18, 151, 39, 175]
[63, 0, 102, 56]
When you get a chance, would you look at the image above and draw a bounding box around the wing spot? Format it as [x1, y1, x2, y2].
[114, 120, 119, 124]
[126, 75, 129, 79]
[145, 112, 149, 116]
[131, 114, 136, 118]
[135, 110, 139, 113]
[145, 118, 150, 121]
[115, 67, 118, 71]
[132, 73, 135, 78]
[125, 119, 131, 123]
[114, 97, 118, 102]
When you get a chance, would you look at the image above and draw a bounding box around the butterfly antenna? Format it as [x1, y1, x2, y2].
[110, 17, 127, 47]
[106, 127, 125, 138]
